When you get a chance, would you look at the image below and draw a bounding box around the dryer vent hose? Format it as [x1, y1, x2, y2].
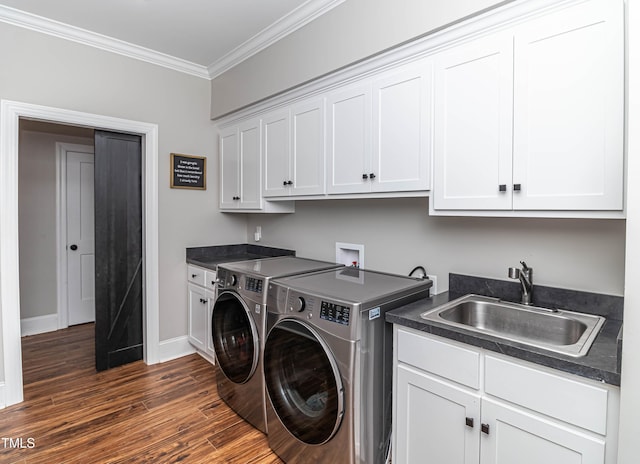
[408, 265, 428, 279]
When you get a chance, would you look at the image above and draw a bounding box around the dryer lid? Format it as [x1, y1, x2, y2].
[273, 268, 431, 304]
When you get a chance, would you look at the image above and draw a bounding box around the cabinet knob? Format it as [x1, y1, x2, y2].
[70, 244, 78, 251]
[283, 180, 288, 186]
[287, 180, 293, 185]
[499, 184, 507, 192]
[513, 184, 521, 191]
[369, 173, 376, 179]
[465, 417, 474, 428]
[362, 174, 369, 179]
[191, 273, 198, 278]
[481, 423, 490, 435]
[199, 298, 207, 304]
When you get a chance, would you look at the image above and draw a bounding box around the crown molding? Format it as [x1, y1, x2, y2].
[207, 0, 346, 79]
[0, 0, 345, 81]
[0, 5, 198, 79]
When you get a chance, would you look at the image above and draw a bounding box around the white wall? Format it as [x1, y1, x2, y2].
[210, 0, 506, 118]
[18, 123, 93, 320]
[246, 198, 626, 295]
[0, 21, 247, 343]
[617, 0, 640, 460]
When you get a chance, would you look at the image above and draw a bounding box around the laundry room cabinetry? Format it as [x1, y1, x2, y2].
[187, 264, 216, 363]
[219, 118, 294, 212]
[393, 327, 619, 464]
[326, 59, 431, 195]
[262, 98, 326, 198]
[431, 0, 623, 217]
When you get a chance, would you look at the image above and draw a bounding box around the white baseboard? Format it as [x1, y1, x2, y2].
[21, 314, 59, 337]
[157, 335, 196, 363]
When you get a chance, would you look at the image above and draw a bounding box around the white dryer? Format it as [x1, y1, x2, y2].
[264, 267, 432, 463]
[211, 256, 342, 433]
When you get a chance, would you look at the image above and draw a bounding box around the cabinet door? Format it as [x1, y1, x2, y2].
[372, 60, 432, 193]
[395, 364, 480, 464]
[432, 33, 514, 210]
[291, 98, 326, 196]
[481, 398, 605, 464]
[188, 284, 207, 352]
[326, 83, 372, 194]
[512, 0, 623, 211]
[262, 109, 291, 197]
[238, 119, 262, 209]
[219, 126, 240, 209]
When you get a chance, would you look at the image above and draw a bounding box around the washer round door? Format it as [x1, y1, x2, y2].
[211, 291, 259, 384]
[264, 319, 344, 445]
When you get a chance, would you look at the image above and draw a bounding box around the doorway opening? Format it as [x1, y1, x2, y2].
[1, 100, 160, 407]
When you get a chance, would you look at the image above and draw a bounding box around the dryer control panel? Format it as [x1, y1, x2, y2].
[245, 276, 263, 294]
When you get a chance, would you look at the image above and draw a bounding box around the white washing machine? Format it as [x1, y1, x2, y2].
[211, 256, 343, 433]
[263, 267, 432, 463]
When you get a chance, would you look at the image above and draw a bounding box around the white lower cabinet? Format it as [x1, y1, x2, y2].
[396, 364, 480, 464]
[187, 265, 216, 363]
[393, 326, 619, 464]
[481, 398, 605, 464]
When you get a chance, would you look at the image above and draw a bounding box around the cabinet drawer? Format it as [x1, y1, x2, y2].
[187, 265, 206, 287]
[205, 270, 217, 290]
[397, 328, 480, 389]
[485, 355, 609, 434]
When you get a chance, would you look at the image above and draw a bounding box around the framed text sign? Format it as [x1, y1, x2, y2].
[170, 153, 206, 190]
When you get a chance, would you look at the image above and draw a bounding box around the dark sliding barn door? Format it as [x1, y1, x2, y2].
[94, 130, 143, 371]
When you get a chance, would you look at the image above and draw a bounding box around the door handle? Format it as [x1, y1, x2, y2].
[70, 244, 78, 251]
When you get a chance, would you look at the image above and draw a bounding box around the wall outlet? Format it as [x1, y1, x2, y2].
[427, 274, 438, 295]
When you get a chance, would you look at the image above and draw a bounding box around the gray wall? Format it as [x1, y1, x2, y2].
[210, 0, 507, 118]
[1, 21, 247, 341]
[246, 198, 626, 296]
[18, 123, 94, 320]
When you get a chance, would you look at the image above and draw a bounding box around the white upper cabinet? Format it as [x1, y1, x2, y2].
[262, 109, 290, 197]
[220, 121, 262, 210]
[219, 125, 241, 209]
[326, 83, 372, 194]
[372, 60, 432, 192]
[432, 33, 514, 210]
[431, 0, 624, 216]
[290, 98, 326, 196]
[327, 59, 432, 195]
[512, 0, 623, 211]
[263, 99, 326, 198]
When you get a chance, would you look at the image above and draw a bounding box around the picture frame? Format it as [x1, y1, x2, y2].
[170, 153, 206, 190]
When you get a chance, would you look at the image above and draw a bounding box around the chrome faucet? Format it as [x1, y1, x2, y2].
[508, 261, 533, 305]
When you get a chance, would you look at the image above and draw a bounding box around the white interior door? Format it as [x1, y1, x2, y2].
[66, 151, 95, 325]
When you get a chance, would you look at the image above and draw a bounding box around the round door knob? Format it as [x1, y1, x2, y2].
[70, 244, 78, 251]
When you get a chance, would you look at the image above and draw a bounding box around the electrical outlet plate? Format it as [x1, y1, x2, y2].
[427, 275, 438, 295]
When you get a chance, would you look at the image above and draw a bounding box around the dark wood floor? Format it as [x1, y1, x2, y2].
[0, 324, 282, 463]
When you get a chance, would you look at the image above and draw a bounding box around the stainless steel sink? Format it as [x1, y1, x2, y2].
[420, 294, 605, 357]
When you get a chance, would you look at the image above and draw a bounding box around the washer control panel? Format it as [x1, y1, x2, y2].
[320, 301, 350, 326]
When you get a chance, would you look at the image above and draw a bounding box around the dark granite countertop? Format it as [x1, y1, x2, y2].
[387, 274, 622, 386]
[186, 244, 295, 270]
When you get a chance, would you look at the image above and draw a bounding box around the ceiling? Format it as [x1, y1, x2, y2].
[0, 0, 344, 79]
